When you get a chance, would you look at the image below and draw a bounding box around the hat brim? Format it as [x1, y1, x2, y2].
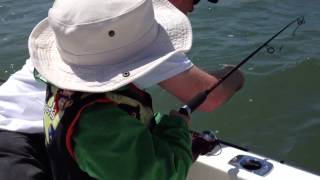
[29, 0, 192, 92]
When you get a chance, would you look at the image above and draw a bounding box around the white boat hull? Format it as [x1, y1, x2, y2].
[187, 144, 320, 180]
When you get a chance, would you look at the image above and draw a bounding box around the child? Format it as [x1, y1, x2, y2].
[31, 0, 193, 179]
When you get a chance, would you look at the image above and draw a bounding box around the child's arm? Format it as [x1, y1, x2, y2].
[73, 103, 192, 180]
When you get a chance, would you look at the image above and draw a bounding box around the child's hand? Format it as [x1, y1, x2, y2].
[169, 110, 191, 125]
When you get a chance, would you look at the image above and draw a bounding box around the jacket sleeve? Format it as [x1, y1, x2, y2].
[73, 103, 192, 180]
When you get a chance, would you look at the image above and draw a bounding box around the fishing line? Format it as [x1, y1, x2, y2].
[292, 16, 306, 36]
[265, 16, 305, 54]
[265, 44, 285, 54]
[265, 45, 276, 54]
[179, 16, 306, 116]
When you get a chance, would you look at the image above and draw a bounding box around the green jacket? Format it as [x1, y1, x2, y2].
[35, 68, 193, 180]
[74, 103, 193, 180]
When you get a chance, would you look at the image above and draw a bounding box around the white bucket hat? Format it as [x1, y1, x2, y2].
[29, 0, 192, 92]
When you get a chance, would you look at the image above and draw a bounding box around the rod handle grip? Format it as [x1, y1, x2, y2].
[179, 91, 209, 116]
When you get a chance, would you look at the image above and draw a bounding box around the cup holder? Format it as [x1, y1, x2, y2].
[240, 158, 262, 170]
[229, 155, 273, 176]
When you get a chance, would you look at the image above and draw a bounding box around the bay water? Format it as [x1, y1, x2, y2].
[1, 0, 319, 174]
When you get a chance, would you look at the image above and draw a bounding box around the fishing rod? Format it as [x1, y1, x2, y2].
[179, 16, 305, 116]
[186, 17, 306, 158]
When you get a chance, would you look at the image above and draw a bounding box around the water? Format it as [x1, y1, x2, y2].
[0, 0, 319, 174]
